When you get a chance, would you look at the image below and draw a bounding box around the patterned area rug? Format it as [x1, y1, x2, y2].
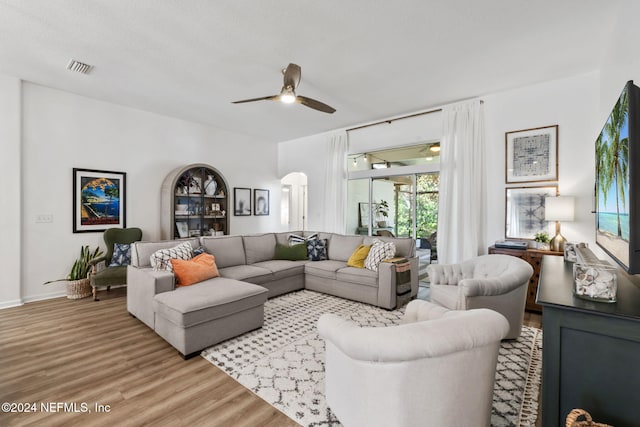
[202, 290, 542, 427]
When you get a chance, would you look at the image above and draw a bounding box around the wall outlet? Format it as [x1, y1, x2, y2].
[36, 214, 53, 223]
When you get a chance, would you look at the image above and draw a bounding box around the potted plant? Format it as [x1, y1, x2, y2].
[376, 200, 389, 227]
[45, 245, 104, 299]
[534, 232, 550, 250]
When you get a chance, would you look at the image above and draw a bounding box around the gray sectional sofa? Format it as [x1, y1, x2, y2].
[127, 231, 418, 358]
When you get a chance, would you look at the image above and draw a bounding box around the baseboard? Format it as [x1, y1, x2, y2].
[0, 299, 24, 309]
[21, 290, 67, 304]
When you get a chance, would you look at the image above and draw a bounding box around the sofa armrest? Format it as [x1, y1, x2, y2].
[376, 257, 419, 309]
[459, 275, 528, 297]
[127, 265, 175, 329]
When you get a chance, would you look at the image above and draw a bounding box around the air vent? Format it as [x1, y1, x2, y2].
[66, 59, 93, 74]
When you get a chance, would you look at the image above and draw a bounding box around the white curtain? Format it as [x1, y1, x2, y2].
[437, 100, 486, 264]
[323, 131, 348, 233]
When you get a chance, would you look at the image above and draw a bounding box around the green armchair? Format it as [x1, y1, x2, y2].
[89, 227, 142, 301]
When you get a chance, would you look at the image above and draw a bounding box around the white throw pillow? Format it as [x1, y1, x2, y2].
[150, 241, 193, 272]
[364, 240, 396, 271]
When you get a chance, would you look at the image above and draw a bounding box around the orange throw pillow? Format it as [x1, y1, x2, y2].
[347, 244, 372, 268]
[171, 253, 219, 287]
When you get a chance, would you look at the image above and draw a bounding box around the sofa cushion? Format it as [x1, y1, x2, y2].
[274, 243, 308, 261]
[347, 244, 372, 268]
[150, 241, 194, 272]
[329, 235, 364, 262]
[253, 260, 308, 280]
[364, 240, 396, 272]
[131, 238, 200, 268]
[336, 266, 379, 287]
[275, 231, 302, 246]
[109, 243, 132, 266]
[305, 260, 348, 280]
[153, 278, 267, 328]
[218, 264, 273, 284]
[243, 234, 276, 264]
[364, 236, 415, 258]
[307, 238, 328, 261]
[200, 236, 246, 268]
[171, 253, 219, 287]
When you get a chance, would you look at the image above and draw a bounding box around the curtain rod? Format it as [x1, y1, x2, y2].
[346, 100, 483, 133]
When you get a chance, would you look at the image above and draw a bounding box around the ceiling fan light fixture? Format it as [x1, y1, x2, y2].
[280, 86, 296, 104]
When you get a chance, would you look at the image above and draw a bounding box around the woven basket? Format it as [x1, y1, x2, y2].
[66, 278, 92, 300]
[565, 409, 614, 427]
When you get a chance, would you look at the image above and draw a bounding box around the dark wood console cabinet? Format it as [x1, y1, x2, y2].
[488, 246, 563, 312]
[537, 256, 640, 427]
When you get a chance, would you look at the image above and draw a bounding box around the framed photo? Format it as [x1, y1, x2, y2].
[73, 168, 126, 233]
[358, 203, 370, 228]
[564, 242, 578, 262]
[254, 189, 270, 216]
[234, 187, 251, 216]
[175, 221, 188, 238]
[505, 186, 557, 240]
[505, 125, 558, 183]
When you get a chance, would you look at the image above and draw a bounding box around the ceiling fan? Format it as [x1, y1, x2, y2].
[232, 63, 336, 114]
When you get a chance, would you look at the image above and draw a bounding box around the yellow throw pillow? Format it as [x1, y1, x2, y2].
[171, 253, 219, 287]
[347, 244, 372, 268]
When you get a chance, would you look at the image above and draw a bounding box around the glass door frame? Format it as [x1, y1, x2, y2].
[349, 163, 439, 238]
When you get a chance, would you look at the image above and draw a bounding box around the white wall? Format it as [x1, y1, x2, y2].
[484, 72, 601, 251]
[0, 75, 22, 308]
[9, 82, 280, 304]
[280, 72, 602, 254]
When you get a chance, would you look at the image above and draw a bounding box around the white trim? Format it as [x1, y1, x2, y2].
[0, 299, 24, 309]
[21, 290, 66, 304]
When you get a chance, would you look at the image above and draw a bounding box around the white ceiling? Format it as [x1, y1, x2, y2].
[0, 0, 622, 143]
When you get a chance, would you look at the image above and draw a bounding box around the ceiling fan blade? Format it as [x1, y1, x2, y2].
[296, 95, 336, 114]
[283, 63, 301, 90]
[232, 95, 279, 104]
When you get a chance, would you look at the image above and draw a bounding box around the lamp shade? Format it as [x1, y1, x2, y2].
[545, 196, 575, 221]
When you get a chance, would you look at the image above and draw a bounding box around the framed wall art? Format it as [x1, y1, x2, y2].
[234, 187, 252, 216]
[505, 186, 557, 240]
[254, 189, 270, 216]
[505, 125, 558, 183]
[73, 168, 126, 233]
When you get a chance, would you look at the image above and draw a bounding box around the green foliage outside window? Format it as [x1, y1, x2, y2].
[396, 174, 439, 239]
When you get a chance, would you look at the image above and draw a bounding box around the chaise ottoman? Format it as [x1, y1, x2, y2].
[153, 277, 268, 358]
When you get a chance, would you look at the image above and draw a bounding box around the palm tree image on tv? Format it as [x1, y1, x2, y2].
[80, 177, 121, 225]
[596, 87, 630, 265]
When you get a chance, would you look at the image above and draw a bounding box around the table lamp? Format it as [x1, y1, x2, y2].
[545, 196, 575, 252]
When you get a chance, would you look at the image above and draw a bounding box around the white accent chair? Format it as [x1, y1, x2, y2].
[318, 300, 509, 427]
[427, 254, 534, 339]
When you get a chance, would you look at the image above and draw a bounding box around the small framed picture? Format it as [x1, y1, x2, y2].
[234, 188, 251, 216]
[175, 221, 188, 238]
[254, 189, 270, 216]
[73, 168, 126, 233]
[506, 125, 558, 183]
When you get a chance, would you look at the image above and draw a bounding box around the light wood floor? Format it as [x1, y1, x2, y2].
[0, 290, 542, 427]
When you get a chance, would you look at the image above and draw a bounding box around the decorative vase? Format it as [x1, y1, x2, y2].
[204, 175, 217, 196]
[66, 278, 92, 299]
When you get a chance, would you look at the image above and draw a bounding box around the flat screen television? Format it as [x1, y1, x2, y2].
[595, 80, 640, 274]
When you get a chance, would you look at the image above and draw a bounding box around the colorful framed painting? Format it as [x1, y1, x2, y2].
[253, 189, 270, 216]
[73, 168, 126, 233]
[505, 125, 558, 183]
[234, 187, 252, 216]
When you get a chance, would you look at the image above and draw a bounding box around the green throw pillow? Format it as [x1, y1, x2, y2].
[274, 243, 308, 261]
